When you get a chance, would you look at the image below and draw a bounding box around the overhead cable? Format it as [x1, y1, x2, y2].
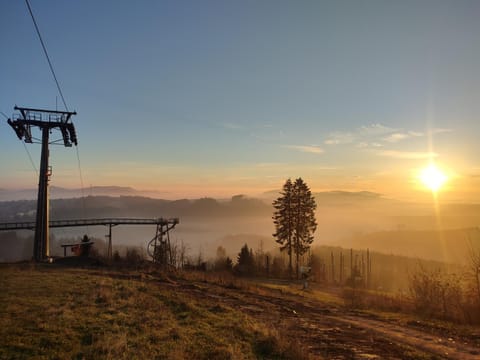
[25, 0, 69, 111]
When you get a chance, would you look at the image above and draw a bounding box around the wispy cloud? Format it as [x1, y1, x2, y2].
[325, 123, 435, 148]
[285, 145, 324, 154]
[359, 123, 397, 136]
[383, 133, 409, 143]
[325, 123, 397, 145]
[376, 150, 437, 159]
[324, 132, 355, 145]
[432, 128, 453, 134]
[409, 131, 424, 137]
[383, 131, 423, 143]
[357, 142, 383, 148]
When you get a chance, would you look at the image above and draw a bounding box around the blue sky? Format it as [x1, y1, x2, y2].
[1, 0, 480, 200]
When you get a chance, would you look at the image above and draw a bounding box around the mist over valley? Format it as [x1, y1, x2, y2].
[2, 189, 480, 265]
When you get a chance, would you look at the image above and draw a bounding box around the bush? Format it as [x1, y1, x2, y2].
[125, 247, 144, 267]
[409, 266, 465, 322]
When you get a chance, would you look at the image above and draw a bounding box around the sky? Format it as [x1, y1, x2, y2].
[1, 0, 480, 201]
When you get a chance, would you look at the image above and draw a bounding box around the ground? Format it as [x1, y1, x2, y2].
[1, 264, 479, 359]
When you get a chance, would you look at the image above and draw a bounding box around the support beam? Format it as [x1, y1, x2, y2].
[33, 127, 50, 261]
[106, 223, 114, 261]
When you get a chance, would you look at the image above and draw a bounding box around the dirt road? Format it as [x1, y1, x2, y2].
[164, 277, 480, 360]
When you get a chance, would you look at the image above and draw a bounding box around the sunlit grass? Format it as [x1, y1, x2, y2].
[0, 264, 302, 359]
[254, 280, 344, 305]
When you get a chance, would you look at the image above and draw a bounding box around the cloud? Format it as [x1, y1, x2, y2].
[357, 142, 383, 148]
[325, 123, 431, 148]
[324, 132, 355, 145]
[383, 133, 409, 143]
[432, 128, 453, 134]
[383, 131, 424, 143]
[285, 145, 324, 154]
[376, 150, 438, 159]
[359, 123, 397, 136]
[325, 123, 397, 145]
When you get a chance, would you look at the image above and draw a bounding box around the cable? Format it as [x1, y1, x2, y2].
[25, 0, 69, 112]
[22, 141, 39, 175]
[25, 0, 89, 229]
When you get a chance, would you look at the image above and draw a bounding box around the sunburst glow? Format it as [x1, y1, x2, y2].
[420, 164, 448, 192]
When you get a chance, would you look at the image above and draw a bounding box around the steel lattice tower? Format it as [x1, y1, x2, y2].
[8, 106, 77, 261]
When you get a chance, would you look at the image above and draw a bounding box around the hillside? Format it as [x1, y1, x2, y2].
[336, 228, 480, 265]
[1, 264, 480, 359]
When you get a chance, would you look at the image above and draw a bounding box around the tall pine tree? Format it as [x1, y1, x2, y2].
[273, 178, 317, 279]
[292, 178, 317, 279]
[272, 178, 295, 277]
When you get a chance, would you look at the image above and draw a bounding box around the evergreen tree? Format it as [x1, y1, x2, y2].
[272, 178, 295, 277]
[236, 243, 255, 276]
[273, 178, 317, 279]
[292, 178, 317, 278]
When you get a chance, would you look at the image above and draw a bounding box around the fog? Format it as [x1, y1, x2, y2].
[1, 192, 480, 264]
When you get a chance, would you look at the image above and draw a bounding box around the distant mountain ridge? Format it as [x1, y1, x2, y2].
[2, 185, 389, 203]
[0, 186, 163, 201]
[0, 194, 271, 222]
[261, 189, 383, 200]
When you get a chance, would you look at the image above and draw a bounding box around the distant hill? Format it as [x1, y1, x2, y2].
[0, 186, 166, 201]
[0, 194, 271, 222]
[262, 189, 383, 202]
[264, 190, 413, 212]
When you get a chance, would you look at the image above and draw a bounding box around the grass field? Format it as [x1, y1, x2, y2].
[0, 264, 301, 360]
[3, 263, 480, 360]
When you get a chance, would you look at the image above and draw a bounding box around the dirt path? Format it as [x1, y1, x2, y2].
[163, 277, 480, 360]
[336, 315, 480, 360]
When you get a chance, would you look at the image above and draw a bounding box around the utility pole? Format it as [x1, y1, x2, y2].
[7, 106, 77, 261]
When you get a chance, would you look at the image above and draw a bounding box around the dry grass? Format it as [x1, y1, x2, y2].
[0, 264, 305, 359]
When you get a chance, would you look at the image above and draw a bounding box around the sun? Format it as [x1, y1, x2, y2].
[420, 163, 448, 192]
